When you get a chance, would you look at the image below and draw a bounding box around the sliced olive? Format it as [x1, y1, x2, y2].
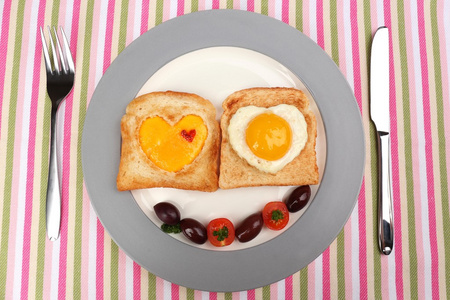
[180, 218, 207, 244]
[154, 202, 181, 225]
[235, 212, 263, 243]
[284, 185, 311, 212]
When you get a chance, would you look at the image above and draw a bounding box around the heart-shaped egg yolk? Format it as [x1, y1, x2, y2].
[245, 112, 292, 161]
[139, 115, 207, 172]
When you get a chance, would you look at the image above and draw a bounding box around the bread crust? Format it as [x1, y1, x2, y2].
[117, 91, 220, 192]
[219, 87, 319, 189]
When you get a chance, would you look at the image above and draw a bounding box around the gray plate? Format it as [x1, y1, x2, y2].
[82, 10, 365, 292]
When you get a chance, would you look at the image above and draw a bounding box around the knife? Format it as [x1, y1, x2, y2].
[370, 27, 394, 255]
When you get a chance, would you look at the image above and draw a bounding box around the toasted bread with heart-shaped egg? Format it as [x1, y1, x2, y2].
[117, 91, 220, 192]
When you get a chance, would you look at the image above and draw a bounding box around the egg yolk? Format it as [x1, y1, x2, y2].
[139, 115, 207, 172]
[245, 112, 292, 161]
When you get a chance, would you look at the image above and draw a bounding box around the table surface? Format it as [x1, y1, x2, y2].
[1, 0, 449, 299]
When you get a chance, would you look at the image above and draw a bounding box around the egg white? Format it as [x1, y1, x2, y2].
[228, 104, 308, 174]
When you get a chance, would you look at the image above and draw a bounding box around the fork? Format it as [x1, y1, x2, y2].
[40, 26, 75, 241]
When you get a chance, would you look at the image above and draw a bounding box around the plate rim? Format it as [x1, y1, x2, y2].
[82, 9, 365, 292]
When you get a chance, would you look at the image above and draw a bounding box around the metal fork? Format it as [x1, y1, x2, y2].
[40, 26, 75, 241]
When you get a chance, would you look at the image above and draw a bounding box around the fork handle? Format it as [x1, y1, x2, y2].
[46, 105, 61, 241]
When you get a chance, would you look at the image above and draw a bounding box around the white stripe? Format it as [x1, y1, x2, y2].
[239, 290, 248, 299]
[314, 254, 323, 299]
[96, 0, 109, 82]
[88, 205, 97, 300]
[164, 279, 172, 300]
[376, 0, 384, 26]
[126, 256, 134, 299]
[278, 279, 286, 299]
[204, 0, 212, 10]
[134, 0, 142, 38]
[309, 0, 317, 43]
[50, 239, 61, 300]
[0, 0, 5, 42]
[170, 0, 177, 19]
[239, 0, 247, 10]
[12, 0, 40, 297]
[410, 0, 432, 298]
[64, 0, 74, 34]
[274, 0, 282, 20]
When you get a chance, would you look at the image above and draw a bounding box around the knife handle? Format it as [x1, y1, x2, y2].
[377, 131, 394, 255]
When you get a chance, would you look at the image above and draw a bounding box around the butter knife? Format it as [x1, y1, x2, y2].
[370, 27, 394, 255]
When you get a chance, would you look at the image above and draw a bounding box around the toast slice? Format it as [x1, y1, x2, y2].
[117, 91, 220, 192]
[219, 87, 319, 189]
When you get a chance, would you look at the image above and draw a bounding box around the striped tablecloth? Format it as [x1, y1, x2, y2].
[1, 0, 449, 299]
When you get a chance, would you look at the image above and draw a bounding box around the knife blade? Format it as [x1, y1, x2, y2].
[370, 26, 394, 255]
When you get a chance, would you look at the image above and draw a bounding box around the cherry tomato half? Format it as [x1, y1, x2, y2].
[262, 202, 289, 230]
[207, 218, 235, 247]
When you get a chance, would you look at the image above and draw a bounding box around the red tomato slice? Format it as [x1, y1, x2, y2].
[207, 218, 235, 247]
[262, 202, 289, 230]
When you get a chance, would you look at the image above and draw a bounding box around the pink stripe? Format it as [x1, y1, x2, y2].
[416, 1, 440, 298]
[81, 184, 91, 300]
[141, 0, 149, 33]
[171, 282, 179, 300]
[96, 220, 104, 299]
[282, 0, 289, 24]
[212, 0, 219, 9]
[404, 1, 425, 298]
[247, 288, 255, 299]
[302, 0, 309, 36]
[247, 0, 254, 12]
[268, 0, 275, 18]
[118, 250, 127, 299]
[0, 0, 12, 139]
[270, 282, 278, 299]
[322, 248, 330, 300]
[383, 1, 404, 298]
[307, 262, 315, 299]
[20, 1, 47, 298]
[126, 0, 136, 46]
[156, 277, 164, 299]
[103, 0, 115, 74]
[134, 263, 141, 299]
[177, 0, 184, 16]
[42, 240, 53, 300]
[285, 275, 293, 299]
[209, 291, 217, 300]
[316, 0, 324, 49]
[163, 0, 170, 22]
[350, 1, 368, 298]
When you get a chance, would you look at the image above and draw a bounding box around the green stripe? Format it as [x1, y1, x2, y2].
[111, 241, 119, 299]
[224, 292, 233, 300]
[72, 0, 96, 298]
[397, 0, 418, 298]
[262, 284, 270, 300]
[148, 272, 157, 299]
[430, 1, 450, 298]
[155, 0, 164, 25]
[300, 267, 308, 300]
[0, 1, 26, 298]
[261, 0, 269, 16]
[190, 0, 198, 13]
[329, 0, 339, 66]
[186, 287, 194, 300]
[295, 0, 302, 32]
[226, 0, 233, 10]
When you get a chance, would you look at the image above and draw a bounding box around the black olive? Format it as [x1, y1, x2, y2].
[235, 213, 263, 243]
[154, 202, 181, 225]
[180, 218, 207, 244]
[284, 185, 311, 212]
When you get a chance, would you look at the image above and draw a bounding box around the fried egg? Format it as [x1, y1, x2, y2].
[228, 104, 308, 174]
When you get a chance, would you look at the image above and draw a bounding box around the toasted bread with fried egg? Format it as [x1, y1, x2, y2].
[219, 87, 319, 189]
[117, 91, 220, 192]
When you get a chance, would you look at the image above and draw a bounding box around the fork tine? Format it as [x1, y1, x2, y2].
[40, 27, 52, 74]
[52, 26, 67, 73]
[59, 27, 74, 73]
[47, 26, 60, 75]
